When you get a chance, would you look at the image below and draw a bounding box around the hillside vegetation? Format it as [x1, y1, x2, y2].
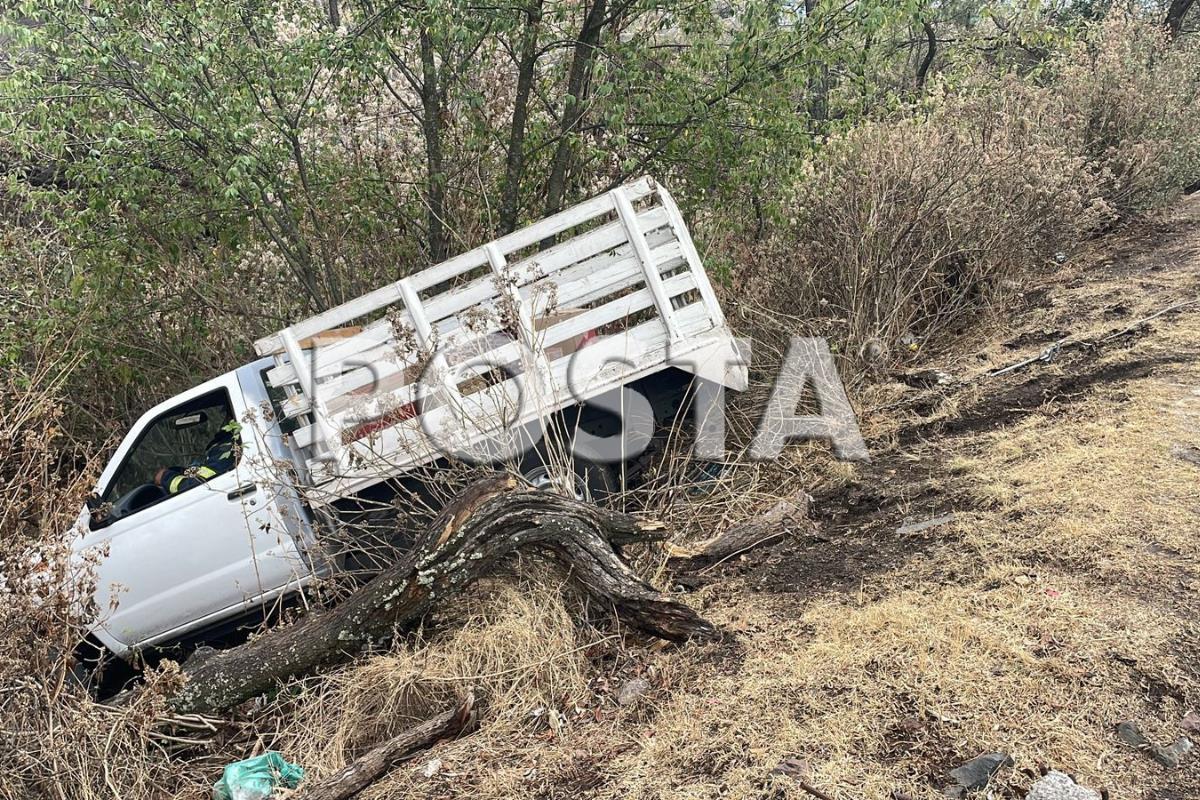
[2, 2, 1199, 798]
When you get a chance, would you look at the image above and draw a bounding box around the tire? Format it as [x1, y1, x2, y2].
[336, 504, 414, 578]
[66, 657, 94, 694]
[68, 637, 133, 699]
[519, 451, 616, 503]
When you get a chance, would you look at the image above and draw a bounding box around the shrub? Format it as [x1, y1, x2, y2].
[740, 78, 1105, 375]
[736, 12, 1200, 378]
[1055, 15, 1200, 215]
[0, 352, 185, 799]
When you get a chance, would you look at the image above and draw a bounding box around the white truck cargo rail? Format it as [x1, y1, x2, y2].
[254, 176, 746, 500]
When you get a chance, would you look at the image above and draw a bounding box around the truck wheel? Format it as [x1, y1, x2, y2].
[67, 657, 94, 694]
[519, 455, 616, 503]
[336, 504, 415, 578]
[68, 636, 132, 699]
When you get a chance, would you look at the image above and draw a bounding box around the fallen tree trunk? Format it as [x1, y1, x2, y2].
[169, 476, 716, 715]
[292, 694, 477, 800]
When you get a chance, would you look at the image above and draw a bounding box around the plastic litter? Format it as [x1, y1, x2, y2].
[212, 752, 304, 800]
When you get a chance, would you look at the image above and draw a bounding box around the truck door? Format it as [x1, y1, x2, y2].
[80, 374, 310, 650]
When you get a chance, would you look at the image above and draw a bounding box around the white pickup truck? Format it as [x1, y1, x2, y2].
[70, 177, 746, 672]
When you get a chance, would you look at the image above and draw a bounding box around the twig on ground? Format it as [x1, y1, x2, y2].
[989, 340, 1074, 377]
[1102, 297, 1200, 341]
[145, 731, 213, 747]
[796, 781, 836, 800]
[291, 693, 477, 800]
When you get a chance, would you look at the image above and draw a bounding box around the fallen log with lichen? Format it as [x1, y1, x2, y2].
[167, 476, 716, 715]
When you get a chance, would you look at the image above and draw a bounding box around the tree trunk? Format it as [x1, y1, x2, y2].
[498, 0, 544, 234]
[542, 0, 609, 223]
[1165, 0, 1194, 38]
[292, 695, 477, 800]
[915, 19, 936, 90]
[167, 477, 715, 715]
[420, 27, 449, 262]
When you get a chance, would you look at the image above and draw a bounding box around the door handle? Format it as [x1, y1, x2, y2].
[227, 483, 257, 501]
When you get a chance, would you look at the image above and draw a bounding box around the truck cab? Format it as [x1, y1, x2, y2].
[73, 358, 322, 660]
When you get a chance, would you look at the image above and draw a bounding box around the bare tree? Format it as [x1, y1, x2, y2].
[915, 19, 936, 89]
[419, 27, 450, 262]
[543, 0, 610, 219]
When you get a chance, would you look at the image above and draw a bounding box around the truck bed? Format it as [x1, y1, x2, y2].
[254, 176, 746, 502]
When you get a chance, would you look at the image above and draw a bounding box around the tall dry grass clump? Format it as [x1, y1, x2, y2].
[0, 341, 197, 799]
[274, 580, 598, 783]
[741, 78, 1105, 374]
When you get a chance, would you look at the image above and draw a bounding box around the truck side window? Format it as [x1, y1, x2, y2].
[261, 368, 301, 436]
[102, 390, 242, 510]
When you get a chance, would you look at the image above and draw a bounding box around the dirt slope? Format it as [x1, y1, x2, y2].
[288, 196, 1200, 800]
[582, 195, 1200, 800]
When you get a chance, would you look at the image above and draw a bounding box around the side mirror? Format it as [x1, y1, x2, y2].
[85, 493, 110, 530]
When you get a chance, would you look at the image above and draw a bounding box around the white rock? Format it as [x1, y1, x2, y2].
[1026, 771, 1101, 800]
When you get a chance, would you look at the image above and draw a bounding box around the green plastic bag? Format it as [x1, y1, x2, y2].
[212, 752, 304, 800]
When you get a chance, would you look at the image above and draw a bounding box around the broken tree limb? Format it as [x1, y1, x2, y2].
[670, 494, 811, 567]
[292, 694, 477, 800]
[167, 476, 716, 715]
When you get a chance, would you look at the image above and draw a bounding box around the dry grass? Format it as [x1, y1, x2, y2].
[600, 582, 1174, 798]
[589, 236, 1200, 798]
[6, 244, 1198, 800]
[2, 291, 1196, 800]
[5, 56, 1200, 799]
[275, 578, 599, 774]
